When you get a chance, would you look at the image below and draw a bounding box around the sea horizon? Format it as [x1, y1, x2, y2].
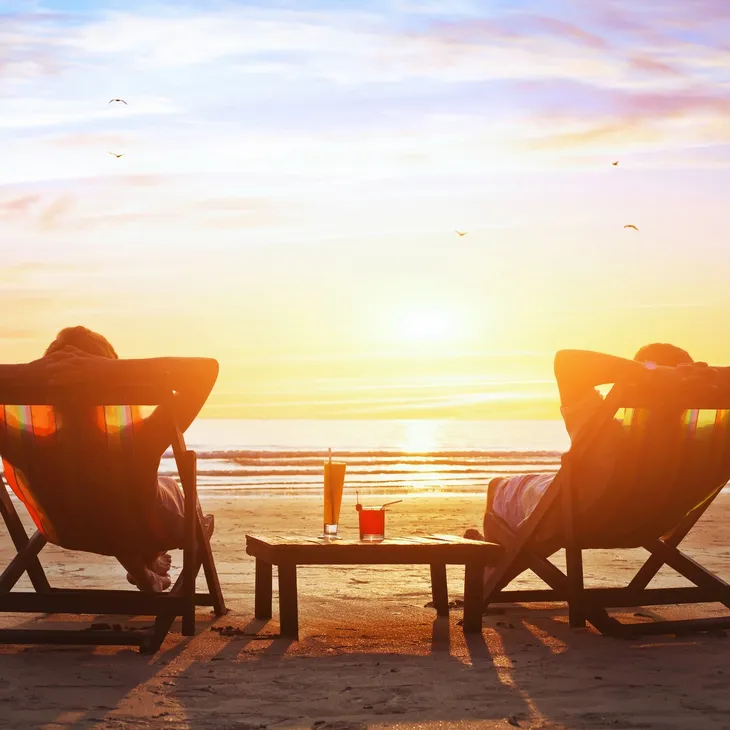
[164, 418, 570, 495]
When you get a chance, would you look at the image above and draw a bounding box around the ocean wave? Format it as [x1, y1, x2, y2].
[167, 448, 563, 461]
[160, 466, 559, 479]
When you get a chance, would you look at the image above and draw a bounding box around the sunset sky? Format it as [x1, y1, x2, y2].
[2, 0, 729, 418]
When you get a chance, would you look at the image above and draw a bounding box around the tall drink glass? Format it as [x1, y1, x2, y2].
[323, 460, 346, 538]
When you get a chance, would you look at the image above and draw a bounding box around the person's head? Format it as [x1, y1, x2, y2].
[45, 326, 118, 360]
[44, 327, 119, 431]
[633, 343, 693, 367]
[633, 343, 693, 428]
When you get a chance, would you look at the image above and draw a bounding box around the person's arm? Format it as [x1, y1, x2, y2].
[43, 352, 219, 434]
[0, 353, 78, 386]
[132, 357, 219, 434]
[553, 349, 653, 407]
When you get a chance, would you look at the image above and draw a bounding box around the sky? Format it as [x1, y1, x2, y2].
[2, 0, 730, 419]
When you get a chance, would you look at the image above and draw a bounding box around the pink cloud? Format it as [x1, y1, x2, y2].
[523, 15, 607, 50]
[0, 194, 42, 215]
[617, 91, 730, 121]
[418, 12, 607, 50]
[627, 54, 683, 78]
[526, 121, 656, 151]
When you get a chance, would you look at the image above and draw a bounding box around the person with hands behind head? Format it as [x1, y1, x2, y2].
[0, 326, 219, 593]
[466, 344, 697, 569]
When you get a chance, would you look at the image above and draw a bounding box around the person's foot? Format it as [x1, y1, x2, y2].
[126, 568, 172, 592]
[464, 528, 484, 541]
[149, 552, 172, 577]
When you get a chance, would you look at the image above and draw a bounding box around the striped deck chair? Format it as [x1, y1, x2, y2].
[482, 379, 730, 636]
[0, 378, 226, 653]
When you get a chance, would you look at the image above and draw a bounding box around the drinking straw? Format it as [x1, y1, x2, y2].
[381, 500, 403, 509]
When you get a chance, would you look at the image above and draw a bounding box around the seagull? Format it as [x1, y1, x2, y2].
[455, 230, 468, 237]
[612, 161, 619, 166]
[624, 224, 638, 231]
[108, 151, 124, 158]
[109, 98, 128, 105]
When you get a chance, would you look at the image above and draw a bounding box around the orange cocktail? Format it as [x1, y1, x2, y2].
[323, 460, 346, 537]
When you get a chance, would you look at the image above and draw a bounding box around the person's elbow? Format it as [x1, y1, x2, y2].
[553, 350, 584, 405]
[201, 358, 219, 390]
[188, 358, 219, 396]
[553, 350, 577, 380]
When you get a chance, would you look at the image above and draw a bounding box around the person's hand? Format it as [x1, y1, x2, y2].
[34, 346, 111, 387]
[647, 365, 685, 390]
[677, 361, 718, 386]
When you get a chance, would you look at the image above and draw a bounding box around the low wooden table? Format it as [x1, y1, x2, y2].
[245, 534, 502, 639]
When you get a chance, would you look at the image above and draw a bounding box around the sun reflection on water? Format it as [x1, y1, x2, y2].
[399, 420, 443, 454]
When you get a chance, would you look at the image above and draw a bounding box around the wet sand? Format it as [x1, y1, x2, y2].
[2, 491, 730, 729]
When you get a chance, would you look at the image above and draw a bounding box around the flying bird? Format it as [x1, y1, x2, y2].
[455, 230, 468, 237]
[109, 98, 128, 105]
[612, 161, 619, 166]
[108, 151, 124, 158]
[624, 224, 638, 231]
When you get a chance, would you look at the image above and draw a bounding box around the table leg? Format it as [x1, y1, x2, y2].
[430, 563, 449, 616]
[463, 562, 484, 633]
[278, 562, 299, 639]
[254, 558, 273, 620]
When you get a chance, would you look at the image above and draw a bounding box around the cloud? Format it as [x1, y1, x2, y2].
[38, 194, 76, 230]
[627, 54, 683, 78]
[43, 132, 137, 150]
[0, 193, 42, 215]
[2, 1, 730, 178]
[0, 326, 37, 341]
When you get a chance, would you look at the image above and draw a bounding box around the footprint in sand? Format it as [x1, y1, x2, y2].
[312, 722, 368, 730]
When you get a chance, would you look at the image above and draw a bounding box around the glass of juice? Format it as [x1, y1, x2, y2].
[358, 507, 385, 542]
[323, 455, 346, 538]
[356, 494, 401, 541]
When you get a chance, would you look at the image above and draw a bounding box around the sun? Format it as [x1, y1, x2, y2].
[397, 309, 456, 344]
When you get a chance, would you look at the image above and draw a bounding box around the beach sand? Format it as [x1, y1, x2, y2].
[2, 490, 730, 729]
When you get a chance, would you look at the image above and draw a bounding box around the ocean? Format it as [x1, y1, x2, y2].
[162, 419, 570, 495]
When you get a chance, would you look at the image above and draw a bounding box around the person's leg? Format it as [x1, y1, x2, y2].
[483, 477, 533, 592]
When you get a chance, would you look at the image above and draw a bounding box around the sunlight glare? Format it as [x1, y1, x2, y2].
[399, 419, 442, 453]
[397, 309, 457, 345]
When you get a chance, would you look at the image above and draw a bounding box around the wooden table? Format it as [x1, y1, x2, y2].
[245, 534, 502, 639]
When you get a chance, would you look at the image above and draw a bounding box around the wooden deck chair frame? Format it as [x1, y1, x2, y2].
[483, 383, 730, 637]
[0, 382, 227, 653]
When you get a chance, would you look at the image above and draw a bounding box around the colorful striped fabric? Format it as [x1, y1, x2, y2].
[0, 404, 144, 550]
[598, 405, 730, 544]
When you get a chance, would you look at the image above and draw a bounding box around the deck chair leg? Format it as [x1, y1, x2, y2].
[180, 450, 198, 637]
[558, 455, 588, 628]
[485, 513, 620, 635]
[144, 550, 206, 654]
[628, 496, 715, 591]
[523, 549, 619, 635]
[143, 510, 221, 653]
[0, 487, 50, 593]
[196, 506, 226, 617]
[482, 515, 538, 600]
[644, 538, 730, 609]
[565, 547, 586, 628]
[0, 532, 47, 593]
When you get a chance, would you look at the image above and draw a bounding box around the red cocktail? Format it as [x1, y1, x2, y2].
[358, 507, 386, 541]
[355, 495, 402, 542]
